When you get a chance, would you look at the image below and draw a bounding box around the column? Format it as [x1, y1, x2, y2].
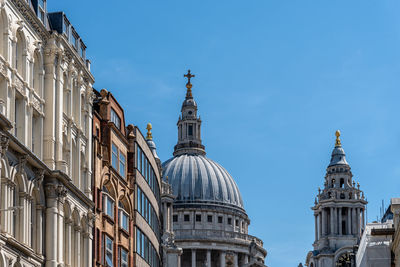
[75, 227, 81, 267]
[206, 250, 211, 267]
[36, 206, 43, 254]
[347, 208, 352, 235]
[314, 214, 318, 241]
[321, 209, 326, 236]
[244, 254, 249, 264]
[191, 249, 196, 267]
[57, 202, 64, 264]
[45, 194, 58, 267]
[87, 232, 93, 267]
[65, 220, 72, 267]
[83, 232, 89, 267]
[338, 208, 342, 235]
[330, 207, 334, 235]
[55, 54, 64, 170]
[356, 208, 361, 235]
[220, 251, 226, 267]
[362, 208, 365, 229]
[352, 208, 356, 235]
[318, 213, 322, 238]
[43, 47, 57, 168]
[233, 253, 238, 267]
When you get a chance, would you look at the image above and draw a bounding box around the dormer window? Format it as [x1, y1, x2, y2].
[38, 0, 46, 22]
[111, 108, 121, 130]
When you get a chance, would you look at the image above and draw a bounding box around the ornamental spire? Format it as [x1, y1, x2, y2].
[146, 123, 153, 140]
[184, 70, 195, 98]
[335, 130, 341, 147]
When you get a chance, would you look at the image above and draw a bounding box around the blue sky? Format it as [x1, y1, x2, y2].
[48, 1, 400, 266]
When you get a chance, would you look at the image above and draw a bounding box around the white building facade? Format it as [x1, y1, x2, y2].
[0, 2, 94, 267]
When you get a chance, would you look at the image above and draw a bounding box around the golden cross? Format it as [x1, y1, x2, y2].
[184, 70, 195, 84]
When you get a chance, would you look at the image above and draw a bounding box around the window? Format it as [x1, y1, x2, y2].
[195, 214, 201, 222]
[103, 187, 114, 218]
[112, 143, 118, 170]
[173, 215, 178, 222]
[235, 219, 239, 226]
[184, 214, 190, 222]
[119, 202, 129, 232]
[105, 235, 113, 267]
[119, 153, 126, 178]
[110, 108, 121, 129]
[227, 218, 232, 225]
[119, 247, 128, 267]
[112, 143, 126, 178]
[38, 0, 45, 22]
[136, 187, 160, 239]
[188, 125, 193, 136]
[207, 215, 212, 223]
[136, 228, 160, 267]
[218, 216, 223, 223]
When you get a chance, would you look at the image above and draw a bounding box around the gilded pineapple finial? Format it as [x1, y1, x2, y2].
[335, 130, 341, 147]
[146, 123, 153, 140]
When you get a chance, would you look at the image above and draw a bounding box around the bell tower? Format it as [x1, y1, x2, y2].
[306, 131, 367, 267]
[173, 70, 205, 156]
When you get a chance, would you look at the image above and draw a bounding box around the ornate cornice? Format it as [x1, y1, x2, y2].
[10, 0, 50, 40]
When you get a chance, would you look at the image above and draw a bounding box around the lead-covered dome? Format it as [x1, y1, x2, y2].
[162, 154, 244, 210]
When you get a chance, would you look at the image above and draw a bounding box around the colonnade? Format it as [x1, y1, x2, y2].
[189, 249, 249, 267]
[315, 206, 365, 242]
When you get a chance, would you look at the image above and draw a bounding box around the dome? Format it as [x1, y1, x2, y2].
[162, 154, 244, 210]
[329, 146, 348, 166]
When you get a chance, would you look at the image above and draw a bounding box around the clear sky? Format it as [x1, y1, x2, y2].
[48, 1, 400, 266]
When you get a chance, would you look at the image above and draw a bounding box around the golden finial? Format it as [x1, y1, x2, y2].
[184, 70, 195, 98]
[146, 123, 153, 140]
[335, 130, 341, 147]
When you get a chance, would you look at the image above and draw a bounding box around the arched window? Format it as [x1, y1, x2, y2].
[15, 31, 24, 76]
[33, 52, 42, 96]
[119, 201, 129, 232]
[102, 186, 115, 219]
[340, 178, 344, 188]
[0, 10, 6, 58]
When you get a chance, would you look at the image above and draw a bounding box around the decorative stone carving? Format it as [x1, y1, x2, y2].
[0, 132, 9, 158]
[45, 184, 67, 199]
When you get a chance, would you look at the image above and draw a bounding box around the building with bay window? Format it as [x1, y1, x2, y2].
[0, 2, 94, 267]
[92, 89, 163, 267]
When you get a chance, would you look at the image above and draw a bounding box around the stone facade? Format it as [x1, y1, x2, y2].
[0, 2, 94, 267]
[306, 131, 367, 267]
[92, 88, 163, 267]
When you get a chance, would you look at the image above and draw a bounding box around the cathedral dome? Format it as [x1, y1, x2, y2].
[162, 154, 244, 210]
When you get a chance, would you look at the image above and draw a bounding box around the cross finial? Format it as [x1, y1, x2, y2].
[184, 69, 195, 85]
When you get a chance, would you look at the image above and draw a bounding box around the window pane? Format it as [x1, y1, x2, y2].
[106, 236, 113, 267]
[112, 144, 118, 170]
[119, 153, 126, 177]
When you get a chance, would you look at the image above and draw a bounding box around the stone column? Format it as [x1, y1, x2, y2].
[314, 214, 318, 241]
[244, 254, 249, 264]
[318, 212, 322, 238]
[191, 249, 196, 267]
[352, 208, 356, 235]
[75, 226, 81, 267]
[330, 207, 334, 235]
[55, 52, 64, 170]
[347, 208, 352, 235]
[83, 232, 90, 267]
[36, 206, 43, 254]
[43, 46, 57, 169]
[220, 251, 226, 267]
[362, 208, 365, 230]
[233, 253, 238, 267]
[65, 219, 72, 267]
[356, 208, 361, 235]
[321, 209, 326, 236]
[45, 186, 59, 267]
[338, 208, 342, 235]
[206, 250, 211, 267]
